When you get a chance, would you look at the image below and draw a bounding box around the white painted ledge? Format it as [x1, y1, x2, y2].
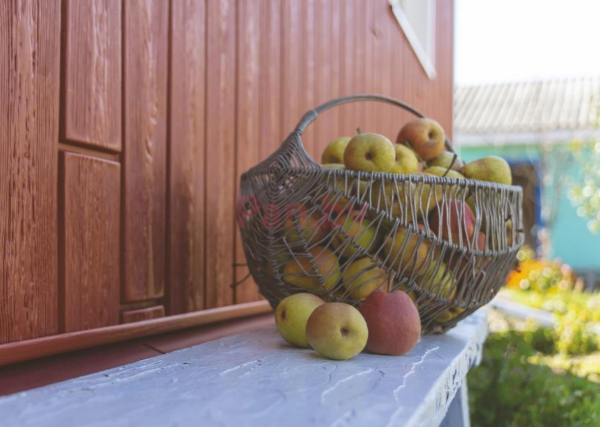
[0, 310, 488, 427]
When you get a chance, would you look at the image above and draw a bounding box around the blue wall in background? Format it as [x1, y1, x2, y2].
[459, 143, 600, 271]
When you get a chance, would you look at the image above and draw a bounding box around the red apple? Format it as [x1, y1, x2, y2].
[429, 200, 476, 246]
[396, 118, 446, 161]
[359, 290, 421, 356]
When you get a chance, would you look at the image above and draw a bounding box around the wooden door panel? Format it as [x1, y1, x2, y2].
[121, 306, 165, 324]
[0, 0, 61, 344]
[62, 0, 122, 151]
[122, 0, 168, 302]
[168, 0, 207, 314]
[205, 0, 236, 309]
[60, 152, 120, 332]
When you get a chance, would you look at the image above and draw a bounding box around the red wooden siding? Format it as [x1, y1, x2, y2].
[204, 0, 236, 309]
[0, 0, 61, 344]
[167, 0, 207, 314]
[61, 0, 122, 151]
[60, 153, 120, 332]
[0, 0, 454, 353]
[123, 0, 168, 302]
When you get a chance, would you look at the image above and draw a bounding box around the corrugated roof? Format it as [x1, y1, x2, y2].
[454, 76, 600, 134]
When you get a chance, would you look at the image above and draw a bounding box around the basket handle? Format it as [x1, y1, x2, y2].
[293, 93, 455, 153]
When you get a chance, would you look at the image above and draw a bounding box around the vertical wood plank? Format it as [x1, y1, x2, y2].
[123, 0, 168, 302]
[281, 0, 301, 135]
[204, 0, 236, 308]
[121, 306, 165, 324]
[234, 0, 283, 303]
[0, 0, 60, 344]
[62, 0, 122, 151]
[168, 0, 207, 314]
[299, 0, 317, 157]
[234, 0, 260, 304]
[60, 153, 120, 332]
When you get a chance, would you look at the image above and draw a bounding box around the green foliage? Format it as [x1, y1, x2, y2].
[468, 329, 600, 427]
[508, 289, 600, 355]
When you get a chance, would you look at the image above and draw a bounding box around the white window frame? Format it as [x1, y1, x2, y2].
[389, 0, 437, 79]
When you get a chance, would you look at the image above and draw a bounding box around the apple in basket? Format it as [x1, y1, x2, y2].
[397, 118, 446, 161]
[428, 151, 464, 172]
[282, 247, 341, 291]
[429, 200, 476, 245]
[344, 133, 396, 173]
[321, 137, 351, 165]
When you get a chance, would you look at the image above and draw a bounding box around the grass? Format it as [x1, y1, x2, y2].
[468, 311, 600, 427]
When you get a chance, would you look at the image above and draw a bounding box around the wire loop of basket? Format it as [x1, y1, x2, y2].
[238, 94, 524, 334]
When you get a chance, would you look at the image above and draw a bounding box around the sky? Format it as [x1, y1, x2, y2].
[455, 0, 600, 85]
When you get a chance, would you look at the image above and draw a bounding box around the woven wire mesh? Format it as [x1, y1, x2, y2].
[237, 95, 524, 333]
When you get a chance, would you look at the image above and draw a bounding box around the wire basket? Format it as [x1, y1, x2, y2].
[237, 94, 524, 333]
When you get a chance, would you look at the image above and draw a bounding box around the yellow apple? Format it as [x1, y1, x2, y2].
[342, 257, 388, 300]
[282, 209, 327, 244]
[372, 173, 444, 222]
[390, 144, 419, 175]
[282, 246, 341, 291]
[321, 163, 345, 170]
[321, 137, 351, 165]
[463, 156, 512, 185]
[306, 302, 368, 360]
[435, 306, 465, 323]
[382, 226, 431, 275]
[428, 151, 464, 172]
[332, 211, 381, 257]
[344, 133, 396, 173]
[417, 261, 456, 299]
[423, 166, 465, 180]
[275, 293, 325, 347]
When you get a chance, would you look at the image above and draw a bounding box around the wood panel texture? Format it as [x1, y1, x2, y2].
[204, 0, 236, 309]
[123, 0, 168, 302]
[121, 306, 165, 324]
[60, 153, 121, 332]
[61, 0, 122, 151]
[0, 0, 454, 355]
[168, 0, 207, 314]
[234, 0, 283, 304]
[0, 0, 61, 345]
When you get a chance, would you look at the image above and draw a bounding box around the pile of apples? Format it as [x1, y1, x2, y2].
[272, 118, 514, 360]
[275, 291, 421, 360]
[321, 118, 511, 185]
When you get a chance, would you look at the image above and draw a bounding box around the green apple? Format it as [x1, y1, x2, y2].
[344, 133, 396, 173]
[390, 144, 419, 175]
[275, 293, 325, 347]
[342, 257, 388, 300]
[282, 246, 341, 291]
[321, 137, 351, 164]
[306, 302, 368, 360]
